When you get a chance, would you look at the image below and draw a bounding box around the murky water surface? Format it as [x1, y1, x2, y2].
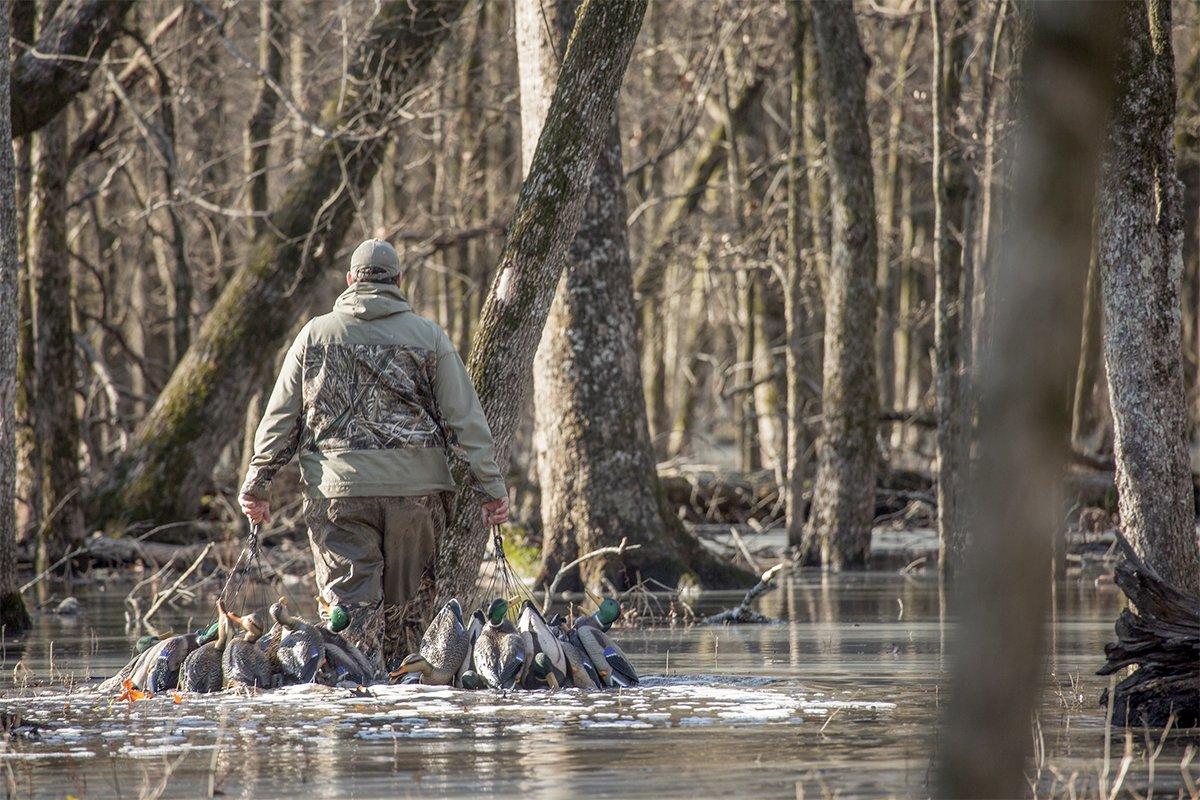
[0, 573, 1190, 798]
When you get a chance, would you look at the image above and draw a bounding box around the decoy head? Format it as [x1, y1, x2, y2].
[195, 621, 220, 645]
[585, 589, 622, 628]
[485, 598, 509, 626]
[531, 652, 551, 679]
[318, 595, 351, 632]
[389, 652, 430, 682]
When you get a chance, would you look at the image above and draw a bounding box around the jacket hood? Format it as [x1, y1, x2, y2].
[333, 282, 412, 320]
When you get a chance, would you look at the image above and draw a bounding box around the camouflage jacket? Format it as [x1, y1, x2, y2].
[240, 282, 506, 502]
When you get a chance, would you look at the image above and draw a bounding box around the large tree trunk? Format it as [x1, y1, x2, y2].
[90, 0, 469, 526]
[800, 1, 878, 571]
[0, 0, 32, 631]
[521, 0, 739, 593]
[10, 0, 134, 138]
[932, 0, 972, 577]
[29, 0, 85, 571]
[936, 2, 1125, 795]
[1098, 0, 1200, 595]
[434, 0, 671, 611]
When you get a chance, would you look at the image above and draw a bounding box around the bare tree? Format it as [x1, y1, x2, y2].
[800, 0, 878, 570]
[1098, 0, 1200, 595]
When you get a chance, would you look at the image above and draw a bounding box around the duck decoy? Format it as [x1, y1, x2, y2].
[270, 597, 325, 684]
[390, 599, 469, 686]
[517, 601, 567, 688]
[220, 601, 273, 689]
[143, 623, 218, 693]
[181, 611, 235, 693]
[528, 652, 561, 691]
[574, 625, 638, 688]
[575, 590, 623, 633]
[557, 636, 601, 690]
[472, 598, 526, 690]
[315, 596, 376, 682]
[455, 609, 484, 688]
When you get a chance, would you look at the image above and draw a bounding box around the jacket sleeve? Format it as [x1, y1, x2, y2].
[240, 327, 306, 500]
[433, 330, 507, 500]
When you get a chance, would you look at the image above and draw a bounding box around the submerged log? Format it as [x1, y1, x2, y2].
[1099, 531, 1200, 728]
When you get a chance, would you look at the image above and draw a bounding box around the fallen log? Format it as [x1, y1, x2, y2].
[1098, 531, 1199, 728]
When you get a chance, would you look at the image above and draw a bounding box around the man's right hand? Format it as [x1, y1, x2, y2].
[239, 494, 271, 525]
[482, 496, 509, 526]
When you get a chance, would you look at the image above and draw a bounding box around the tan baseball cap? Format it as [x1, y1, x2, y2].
[349, 238, 401, 280]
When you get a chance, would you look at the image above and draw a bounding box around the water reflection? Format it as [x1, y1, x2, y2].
[0, 571, 1181, 799]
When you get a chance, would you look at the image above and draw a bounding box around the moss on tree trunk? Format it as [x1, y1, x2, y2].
[90, 0, 468, 526]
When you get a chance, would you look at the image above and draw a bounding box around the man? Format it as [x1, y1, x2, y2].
[239, 238, 508, 670]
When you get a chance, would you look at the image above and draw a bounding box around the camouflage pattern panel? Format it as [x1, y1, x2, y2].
[301, 343, 448, 453]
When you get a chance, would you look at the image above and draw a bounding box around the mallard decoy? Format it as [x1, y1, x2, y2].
[270, 597, 324, 684]
[517, 601, 567, 688]
[314, 596, 376, 681]
[143, 624, 218, 693]
[455, 609, 484, 688]
[472, 598, 526, 690]
[181, 611, 235, 693]
[574, 625, 638, 688]
[557, 636, 601, 690]
[390, 599, 469, 686]
[220, 601, 273, 689]
[529, 652, 561, 691]
[575, 590, 622, 633]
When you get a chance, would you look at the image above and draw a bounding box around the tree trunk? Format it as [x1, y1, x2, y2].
[29, 0, 85, 571]
[1098, 0, 1200, 595]
[936, 2, 1125, 794]
[90, 0, 470, 526]
[784, 0, 822, 549]
[932, 0, 972, 577]
[521, 0, 736, 593]
[437, 0, 748, 612]
[245, 0, 284, 240]
[0, 0, 32, 631]
[1071, 243, 1111, 453]
[10, 0, 134, 138]
[800, 1, 879, 571]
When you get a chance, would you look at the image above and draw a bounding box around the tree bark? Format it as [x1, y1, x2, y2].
[29, 0, 85, 571]
[932, 0, 972, 577]
[10, 0, 134, 138]
[1098, 0, 1200, 595]
[437, 0, 741, 611]
[800, 1, 879, 571]
[90, 0, 470, 525]
[0, 0, 33, 631]
[1071, 242, 1111, 453]
[936, 2, 1125, 795]
[784, 0, 822, 549]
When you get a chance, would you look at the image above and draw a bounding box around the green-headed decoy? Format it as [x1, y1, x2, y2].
[390, 599, 469, 686]
[220, 600, 273, 689]
[314, 596, 376, 682]
[472, 598, 526, 690]
[270, 597, 325, 684]
[529, 652, 561, 691]
[181, 611, 234, 693]
[575, 590, 623, 633]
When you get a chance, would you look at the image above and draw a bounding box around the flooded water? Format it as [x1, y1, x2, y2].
[0, 572, 1191, 798]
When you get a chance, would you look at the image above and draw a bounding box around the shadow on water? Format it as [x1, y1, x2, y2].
[0, 572, 1189, 798]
